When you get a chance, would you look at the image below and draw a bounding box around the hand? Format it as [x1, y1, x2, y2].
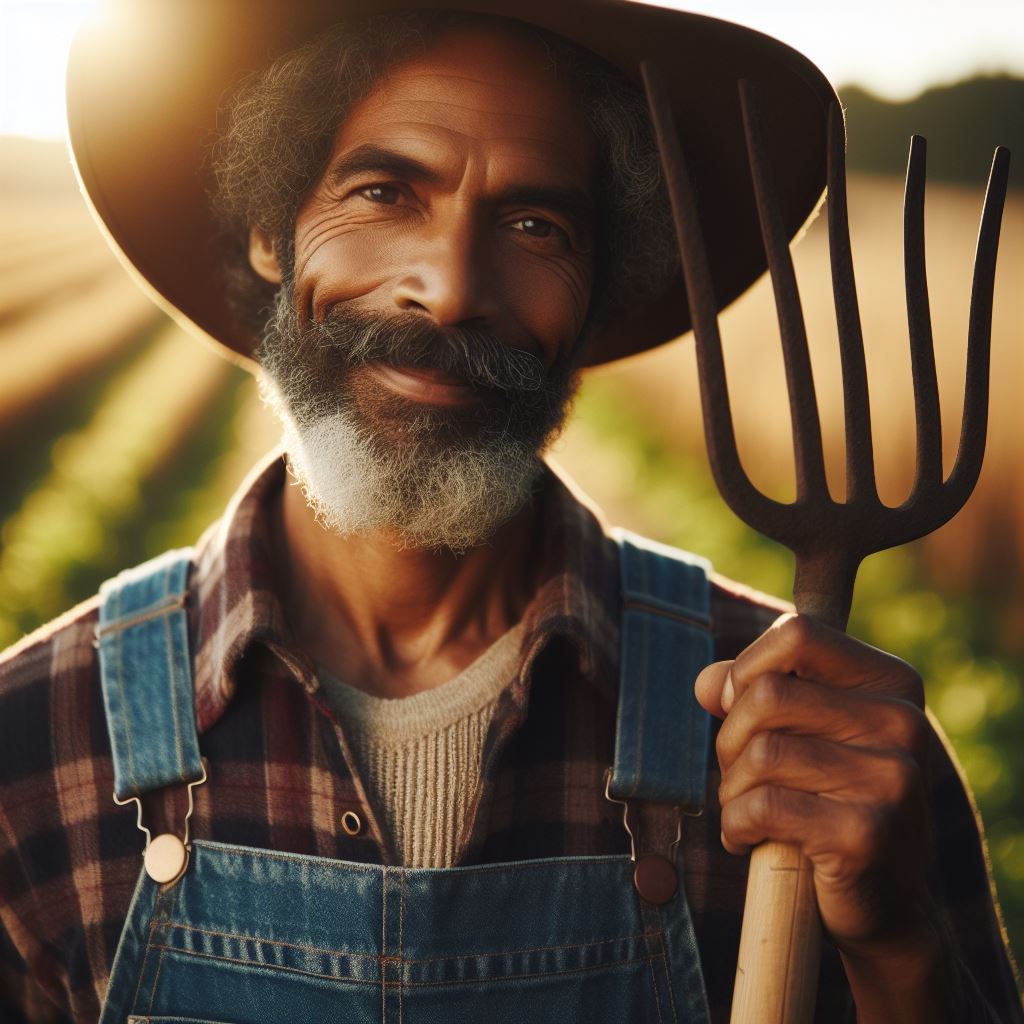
[696, 613, 960, 1019]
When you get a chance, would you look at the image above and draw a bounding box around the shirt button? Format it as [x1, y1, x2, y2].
[341, 810, 363, 837]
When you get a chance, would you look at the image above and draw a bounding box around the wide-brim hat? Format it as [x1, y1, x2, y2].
[66, 0, 837, 370]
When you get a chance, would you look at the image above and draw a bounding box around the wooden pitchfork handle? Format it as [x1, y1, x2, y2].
[640, 61, 1010, 1023]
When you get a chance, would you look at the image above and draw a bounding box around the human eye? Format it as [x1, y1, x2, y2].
[509, 216, 565, 240]
[355, 183, 404, 205]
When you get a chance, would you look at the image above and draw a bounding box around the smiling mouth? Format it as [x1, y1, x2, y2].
[366, 363, 483, 406]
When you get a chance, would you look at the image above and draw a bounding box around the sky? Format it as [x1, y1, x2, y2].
[1, 0, 1023, 139]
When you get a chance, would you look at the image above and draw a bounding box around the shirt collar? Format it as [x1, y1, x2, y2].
[189, 452, 621, 733]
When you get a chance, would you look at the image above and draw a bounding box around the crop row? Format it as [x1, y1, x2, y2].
[0, 322, 235, 648]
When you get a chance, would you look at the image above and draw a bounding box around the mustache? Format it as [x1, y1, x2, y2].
[304, 306, 549, 393]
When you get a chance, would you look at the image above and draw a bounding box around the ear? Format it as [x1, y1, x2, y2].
[248, 227, 282, 284]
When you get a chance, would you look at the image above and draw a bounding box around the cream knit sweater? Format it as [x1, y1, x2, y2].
[317, 623, 524, 868]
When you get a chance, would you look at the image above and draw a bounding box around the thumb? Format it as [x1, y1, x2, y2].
[695, 660, 734, 719]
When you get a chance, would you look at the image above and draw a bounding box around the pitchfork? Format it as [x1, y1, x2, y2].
[640, 63, 1010, 1023]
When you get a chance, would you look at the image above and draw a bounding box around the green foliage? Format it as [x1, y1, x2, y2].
[0, 334, 244, 648]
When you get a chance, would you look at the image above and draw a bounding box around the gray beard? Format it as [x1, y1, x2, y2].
[258, 289, 580, 551]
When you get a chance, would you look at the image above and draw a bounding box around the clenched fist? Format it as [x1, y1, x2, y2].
[696, 612, 964, 1022]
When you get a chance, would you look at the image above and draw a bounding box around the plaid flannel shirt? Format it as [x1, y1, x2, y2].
[1, 454, 1020, 1022]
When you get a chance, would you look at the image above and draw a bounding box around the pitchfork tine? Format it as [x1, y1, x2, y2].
[826, 101, 876, 505]
[943, 145, 1011, 506]
[641, 62, 778, 523]
[739, 81, 828, 503]
[904, 137, 944, 501]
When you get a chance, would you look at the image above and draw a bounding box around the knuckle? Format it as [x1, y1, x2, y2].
[749, 786, 781, 830]
[777, 612, 816, 650]
[748, 731, 785, 776]
[715, 726, 737, 767]
[749, 673, 788, 715]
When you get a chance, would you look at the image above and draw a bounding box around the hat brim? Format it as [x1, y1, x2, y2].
[66, 0, 836, 370]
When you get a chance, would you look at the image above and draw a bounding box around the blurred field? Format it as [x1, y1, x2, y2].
[1, 137, 1022, 975]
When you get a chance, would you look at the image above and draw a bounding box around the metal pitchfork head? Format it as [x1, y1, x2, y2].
[641, 63, 1011, 631]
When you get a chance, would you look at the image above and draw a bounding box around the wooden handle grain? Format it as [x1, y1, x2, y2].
[730, 840, 821, 1023]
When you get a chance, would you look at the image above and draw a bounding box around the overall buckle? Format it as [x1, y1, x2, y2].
[604, 767, 685, 906]
[113, 759, 207, 885]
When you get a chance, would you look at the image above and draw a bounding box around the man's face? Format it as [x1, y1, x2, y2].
[290, 22, 596, 372]
[254, 23, 598, 550]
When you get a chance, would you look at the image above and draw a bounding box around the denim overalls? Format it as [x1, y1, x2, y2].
[96, 530, 715, 1023]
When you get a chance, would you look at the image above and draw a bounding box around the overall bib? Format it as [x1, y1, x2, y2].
[96, 531, 715, 1023]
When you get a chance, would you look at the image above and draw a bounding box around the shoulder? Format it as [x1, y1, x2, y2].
[0, 595, 105, 897]
[0, 597, 106, 827]
[0, 593, 101, 719]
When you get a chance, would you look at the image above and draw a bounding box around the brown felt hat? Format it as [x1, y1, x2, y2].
[66, 0, 837, 370]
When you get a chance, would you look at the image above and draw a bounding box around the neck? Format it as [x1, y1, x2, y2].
[272, 473, 538, 698]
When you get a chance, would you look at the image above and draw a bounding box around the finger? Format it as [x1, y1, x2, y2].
[695, 660, 733, 718]
[721, 785, 931, 946]
[715, 672, 929, 770]
[729, 613, 924, 706]
[718, 730, 921, 808]
[720, 784, 876, 865]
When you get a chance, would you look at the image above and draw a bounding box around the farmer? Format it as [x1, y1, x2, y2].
[0, 1, 1019, 1021]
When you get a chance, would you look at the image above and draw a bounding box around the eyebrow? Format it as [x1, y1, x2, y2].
[327, 143, 442, 190]
[326, 143, 594, 232]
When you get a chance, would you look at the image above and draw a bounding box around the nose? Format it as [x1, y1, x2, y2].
[391, 212, 499, 328]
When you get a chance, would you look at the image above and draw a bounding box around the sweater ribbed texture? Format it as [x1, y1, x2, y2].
[317, 623, 524, 868]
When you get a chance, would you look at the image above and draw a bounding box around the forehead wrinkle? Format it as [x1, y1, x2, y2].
[337, 121, 589, 180]
[380, 70, 526, 90]
[361, 96, 570, 130]
[333, 122, 591, 188]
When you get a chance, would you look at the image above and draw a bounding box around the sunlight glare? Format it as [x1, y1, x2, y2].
[1, 0, 103, 139]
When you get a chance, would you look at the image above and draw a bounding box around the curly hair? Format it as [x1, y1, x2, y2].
[208, 11, 678, 339]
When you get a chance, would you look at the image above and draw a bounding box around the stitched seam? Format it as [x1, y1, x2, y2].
[164, 611, 185, 779]
[189, 843, 380, 871]
[382, 868, 388, 1024]
[661, 944, 679, 1024]
[147, 947, 165, 1015]
[400, 954, 661, 987]
[648, 958, 664, 1024]
[164, 922, 378, 961]
[390, 856, 629, 878]
[96, 595, 188, 639]
[621, 599, 711, 632]
[187, 845, 628, 876]
[114, 600, 138, 793]
[131, 914, 160, 1014]
[148, 943, 661, 987]
[160, 921, 662, 964]
[658, 908, 680, 1024]
[399, 870, 405, 1024]
[147, 945, 374, 985]
[630, 553, 646, 801]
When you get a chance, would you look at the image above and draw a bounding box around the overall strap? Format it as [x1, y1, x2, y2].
[609, 528, 713, 812]
[96, 549, 203, 800]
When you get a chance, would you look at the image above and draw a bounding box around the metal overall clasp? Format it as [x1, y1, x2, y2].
[113, 760, 207, 885]
[604, 767, 695, 906]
